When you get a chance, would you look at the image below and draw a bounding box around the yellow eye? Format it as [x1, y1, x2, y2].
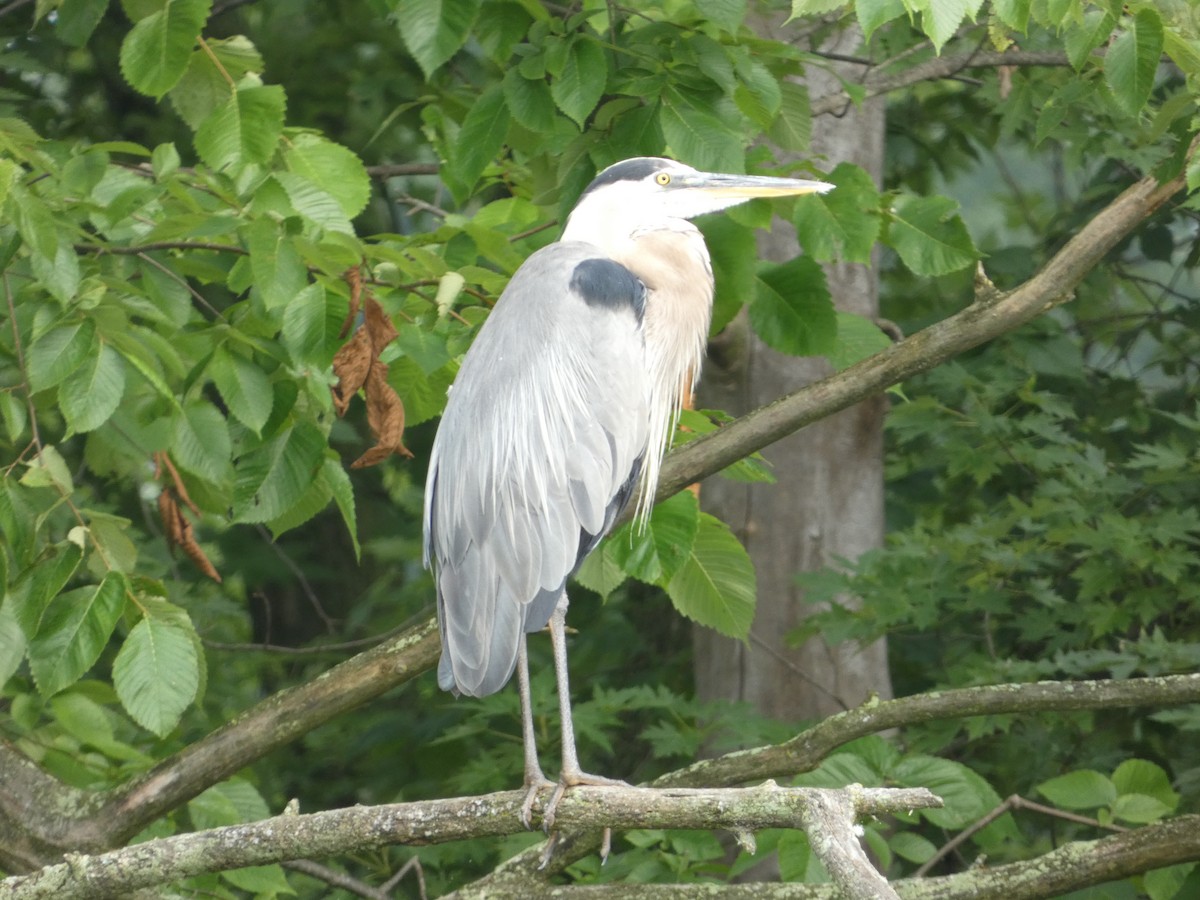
[655, 172, 671, 186]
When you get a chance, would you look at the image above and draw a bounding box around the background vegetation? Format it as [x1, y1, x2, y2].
[0, 0, 1198, 896]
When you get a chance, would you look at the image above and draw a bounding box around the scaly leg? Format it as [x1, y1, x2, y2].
[518, 633, 553, 829]
[542, 595, 627, 831]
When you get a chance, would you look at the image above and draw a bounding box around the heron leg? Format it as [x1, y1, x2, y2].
[543, 595, 627, 831]
[518, 632, 553, 829]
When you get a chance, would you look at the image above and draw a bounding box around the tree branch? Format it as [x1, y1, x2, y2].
[0, 786, 938, 900]
[653, 147, 1193, 504]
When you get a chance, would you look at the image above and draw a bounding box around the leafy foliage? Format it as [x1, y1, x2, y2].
[0, 0, 1198, 896]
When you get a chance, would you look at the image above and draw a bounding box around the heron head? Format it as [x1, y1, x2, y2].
[562, 157, 832, 244]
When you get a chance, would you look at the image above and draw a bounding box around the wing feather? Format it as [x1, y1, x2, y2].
[424, 242, 650, 697]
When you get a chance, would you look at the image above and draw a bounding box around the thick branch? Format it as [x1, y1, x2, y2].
[452, 675, 1200, 894]
[452, 815, 1200, 899]
[0, 786, 936, 900]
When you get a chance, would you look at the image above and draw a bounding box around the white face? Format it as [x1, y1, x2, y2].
[561, 157, 832, 248]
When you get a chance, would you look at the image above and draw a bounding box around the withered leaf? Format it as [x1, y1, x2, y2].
[330, 325, 372, 417]
[364, 296, 399, 355]
[351, 360, 413, 468]
[155, 456, 222, 583]
[338, 266, 363, 339]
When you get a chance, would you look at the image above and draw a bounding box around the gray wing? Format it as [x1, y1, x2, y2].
[423, 241, 650, 697]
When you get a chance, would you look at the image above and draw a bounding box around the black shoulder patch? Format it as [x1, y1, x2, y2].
[580, 158, 670, 197]
[570, 258, 645, 323]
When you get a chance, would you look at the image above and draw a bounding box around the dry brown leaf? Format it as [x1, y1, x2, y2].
[330, 325, 372, 416]
[351, 360, 413, 468]
[364, 296, 399, 354]
[154, 455, 222, 583]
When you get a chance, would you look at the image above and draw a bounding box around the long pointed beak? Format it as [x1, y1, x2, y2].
[680, 171, 834, 198]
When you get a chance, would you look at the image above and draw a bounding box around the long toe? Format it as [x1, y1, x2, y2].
[543, 770, 629, 831]
[520, 775, 555, 830]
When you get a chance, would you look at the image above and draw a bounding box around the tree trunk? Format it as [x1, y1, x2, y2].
[694, 24, 892, 723]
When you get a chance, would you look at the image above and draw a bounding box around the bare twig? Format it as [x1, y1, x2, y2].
[282, 859, 390, 900]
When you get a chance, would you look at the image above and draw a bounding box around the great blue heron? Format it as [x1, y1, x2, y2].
[423, 157, 832, 826]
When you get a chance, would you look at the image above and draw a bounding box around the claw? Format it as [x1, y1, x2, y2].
[542, 770, 629, 831]
[520, 775, 554, 830]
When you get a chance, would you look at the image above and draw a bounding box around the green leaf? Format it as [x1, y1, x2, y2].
[30, 238, 82, 303]
[449, 83, 510, 195]
[1145, 864, 1196, 900]
[222, 864, 294, 895]
[1064, 9, 1115, 71]
[609, 491, 701, 586]
[1111, 792, 1172, 824]
[393, 0, 478, 79]
[27, 320, 97, 393]
[857, 0, 906, 41]
[0, 600, 27, 690]
[828, 311, 893, 371]
[573, 540, 628, 600]
[244, 217, 306, 312]
[551, 35, 607, 127]
[921, 0, 974, 53]
[749, 256, 837, 357]
[696, 0, 746, 32]
[991, 0, 1028, 31]
[1036, 769, 1116, 810]
[56, 0, 110, 47]
[665, 512, 756, 639]
[273, 172, 354, 234]
[894, 756, 1001, 828]
[60, 343, 126, 433]
[885, 194, 978, 276]
[209, 347, 273, 435]
[232, 421, 326, 523]
[119, 0, 213, 98]
[190, 778, 271, 830]
[283, 133, 371, 219]
[660, 92, 743, 173]
[172, 400, 232, 484]
[169, 35, 264, 129]
[767, 81, 812, 152]
[789, 0, 847, 16]
[889, 831, 937, 863]
[9, 545, 84, 640]
[1104, 9, 1165, 116]
[194, 83, 286, 170]
[704, 217, 758, 334]
[503, 69, 558, 133]
[29, 574, 127, 697]
[113, 610, 200, 736]
[282, 283, 342, 366]
[322, 458, 360, 559]
[1111, 759, 1178, 812]
[794, 162, 880, 263]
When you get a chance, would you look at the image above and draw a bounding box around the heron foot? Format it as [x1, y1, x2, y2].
[543, 770, 628, 831]
[520, 774, 555, 830]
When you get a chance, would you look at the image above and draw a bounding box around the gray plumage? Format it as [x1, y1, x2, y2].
[425, 243, 649, 696]
[421, 157, 832, 826]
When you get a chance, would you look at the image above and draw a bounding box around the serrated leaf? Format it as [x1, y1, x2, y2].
[608, 491, 701, 586]
[172, 400, 232, 484]
[222, 864, 294, 895]
[1112, 759, 1178, 812]
[665, 512, 755, 639]
[921, 0, 973, 53]
[194, 83, 286, 170]
[30, 238, 82, 303]
[551, 35, 607, 127]
[0, 600, 27, 690]
[60, 343, 125, 433]
[209, 347, 273, 434]
[449, 83, 510, 195]
[889, 831, 937, 863]
[29, 573, 127, 697]
[794, 162, 880, 263]
[9, 545, 83, 641]
[169, 35, 264, 129]
[894, 755, 1001, 828]
[991, 0, 1028, 31]
[244, 217, 306, 312]
[119, 0, 213, 98]
[660, 92, 743, 172]
[57, 0, 109, 47]
[273, 171, 353, 234]
[113, 612, 199, 736]
[703, 216, 758, 334]
[857, 0, 906, 41]
[767, 80, 811, 152]
[283, 133, 371, 219]
[696, 0, 746, 31]
[1064, 9, 1114, 71]
[828, 311, 893, 371]
[393, 0, 478, 79]
[282, 282, 342, 366]
[749, 256, 836, 357]
[232, 421, 326, 523]
[886, 194, 978, 276]
[573, 540, 628, 600]
[323, 458, 359, 559]
[503, 69, 557, 132]
[1036, 769, 1117, 810]
[1104, 9, 1164, 116]
[27, 320, 97, 393]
